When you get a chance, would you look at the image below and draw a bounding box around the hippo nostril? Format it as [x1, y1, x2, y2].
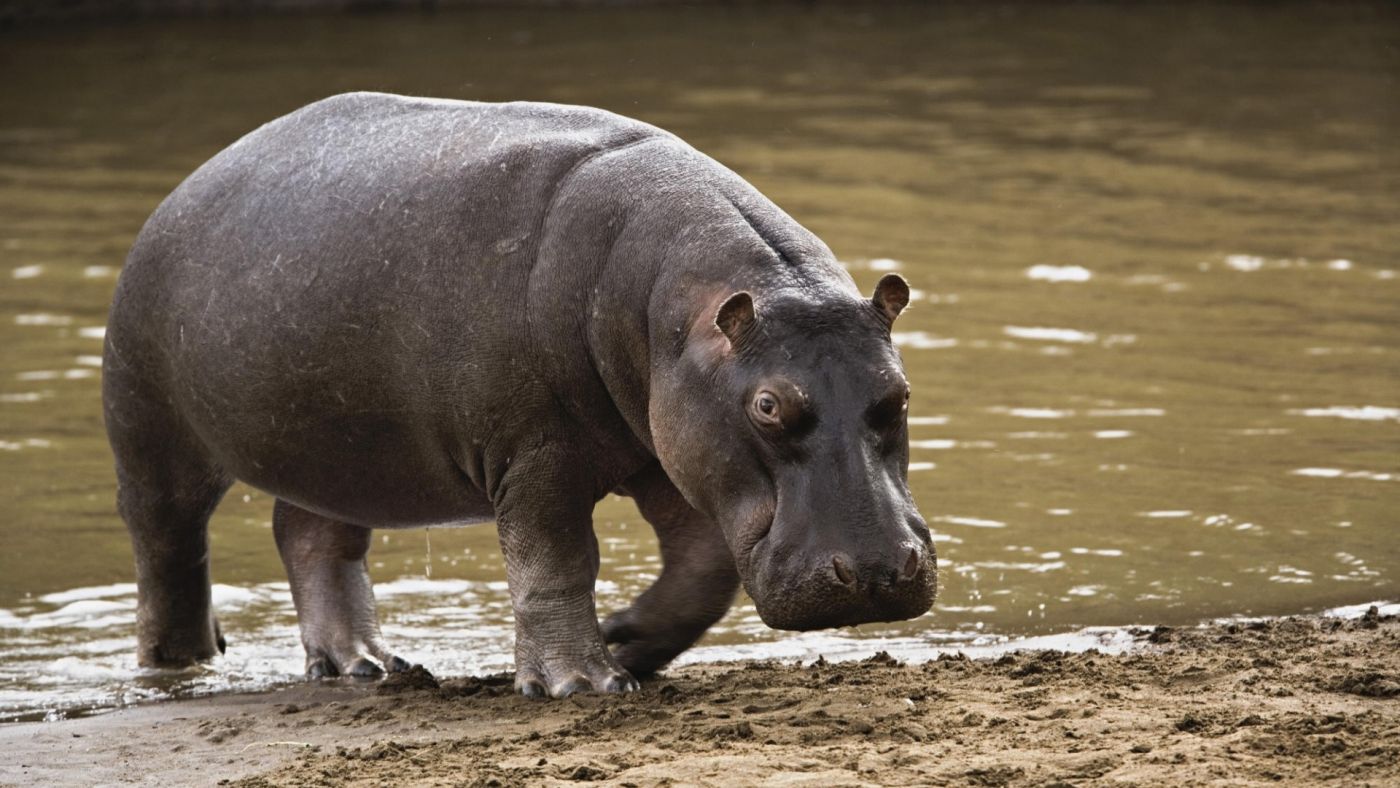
[901, 546, 921, 581]
[832, 555, 856, 586]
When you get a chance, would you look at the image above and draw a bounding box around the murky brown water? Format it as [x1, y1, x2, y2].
[1, 3, 1397, 720]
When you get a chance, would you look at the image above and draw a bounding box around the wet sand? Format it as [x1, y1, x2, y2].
[2, 610, 1396, 787]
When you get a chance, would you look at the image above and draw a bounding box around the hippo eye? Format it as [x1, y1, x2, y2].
[869, 384, 910, 432]
[753, 391, 781, 426]
[757, 392, 778, 416]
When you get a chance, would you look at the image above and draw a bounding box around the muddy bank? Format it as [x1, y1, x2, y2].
[2, 610, 1397, 787]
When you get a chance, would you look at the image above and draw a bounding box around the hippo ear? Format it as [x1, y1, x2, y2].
[714, 291, 757, 347]
[871, 273, 910, 325]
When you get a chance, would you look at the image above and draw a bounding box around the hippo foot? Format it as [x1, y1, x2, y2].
[138, 614, 227, 668]
[603, 608, 705, 677]
[514, 652, 639, 699]
[304, 648, 412, 680]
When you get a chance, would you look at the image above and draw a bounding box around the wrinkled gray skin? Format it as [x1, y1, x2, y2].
[103, 92, 937, 698]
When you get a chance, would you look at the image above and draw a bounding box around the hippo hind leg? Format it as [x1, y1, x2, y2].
[272, 499, 411, 679]
[603, 464, 739, 676]
[108, 396, 232, 667]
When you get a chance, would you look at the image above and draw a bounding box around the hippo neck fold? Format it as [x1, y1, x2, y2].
[563, 141, 856, 506]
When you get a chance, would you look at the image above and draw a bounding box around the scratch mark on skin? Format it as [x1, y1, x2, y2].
[300, 268, 321, 295]
[199, 289, 220, 328]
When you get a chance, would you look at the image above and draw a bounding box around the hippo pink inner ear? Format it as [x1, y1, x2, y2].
[715, 291, 757, 347]
[871, 273, 910, 324]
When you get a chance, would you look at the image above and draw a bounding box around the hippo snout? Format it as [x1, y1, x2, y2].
[747, 528, 938, 632]
[829, 542, 926, 590]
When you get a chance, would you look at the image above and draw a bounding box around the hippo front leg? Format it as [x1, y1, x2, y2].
[494, 456, 639, 698]
[273, 500, 411, 679]
[604, 464, 739, 675]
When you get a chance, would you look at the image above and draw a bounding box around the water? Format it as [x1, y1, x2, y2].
[1, 3, 1396, 721]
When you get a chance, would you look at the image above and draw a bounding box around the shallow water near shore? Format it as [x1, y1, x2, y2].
[1, 3, 1397, 721]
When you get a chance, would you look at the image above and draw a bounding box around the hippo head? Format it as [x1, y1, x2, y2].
[651, 273, 936, 631]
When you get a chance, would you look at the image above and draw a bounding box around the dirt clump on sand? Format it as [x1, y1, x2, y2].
[3, 611, 1397, 787]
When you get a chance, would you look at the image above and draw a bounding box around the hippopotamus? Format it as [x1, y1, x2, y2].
[102, 92, 936, 698]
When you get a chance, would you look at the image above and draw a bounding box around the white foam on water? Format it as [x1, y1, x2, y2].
[909, 439, 996, 450]
[1093, 430, 1133, 439]
[78, 326, 106, 340]
[15, 313, 73, 326]
[372, 577, 500, 597]
[910, 439, 957, 449]
[12, 265, 43, 279]
[1292, 468, 1394, 482]
[972, 560, 1066, 573]
[1224, 254, 1265, 272]
[1268, 566, 1314, 585]
[678, 626, 1142, 667]
[0, 438, 52, 451]
[38, 583, 138, 605]
[1004, 326, 1098, 344]
[1321, 601, 1400, 618]
[933, 515, 1007, 528]
[1070, 548, 1124, 557]
[907, 461, 936, 472]
[1025, 264, 1091, 283]
[0, 392, 52, 403]
[1216, 254, 1357, 274]
[210, 584, 273, 608]
[1289, 405, 1400, 422]
[892, 331, 958, 350]
[1007, 408, 1073, 419]
[907, 415, 950, 426]
[1292, 468, 1342, 478]
[1138, 510, 1193, 519]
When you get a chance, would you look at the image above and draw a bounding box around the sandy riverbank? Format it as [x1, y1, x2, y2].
[2, 609, 1396, 787]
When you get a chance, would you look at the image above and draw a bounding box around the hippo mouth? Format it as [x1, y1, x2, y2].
[734, 508, 776, 584]
[741, 520, 938, 633]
